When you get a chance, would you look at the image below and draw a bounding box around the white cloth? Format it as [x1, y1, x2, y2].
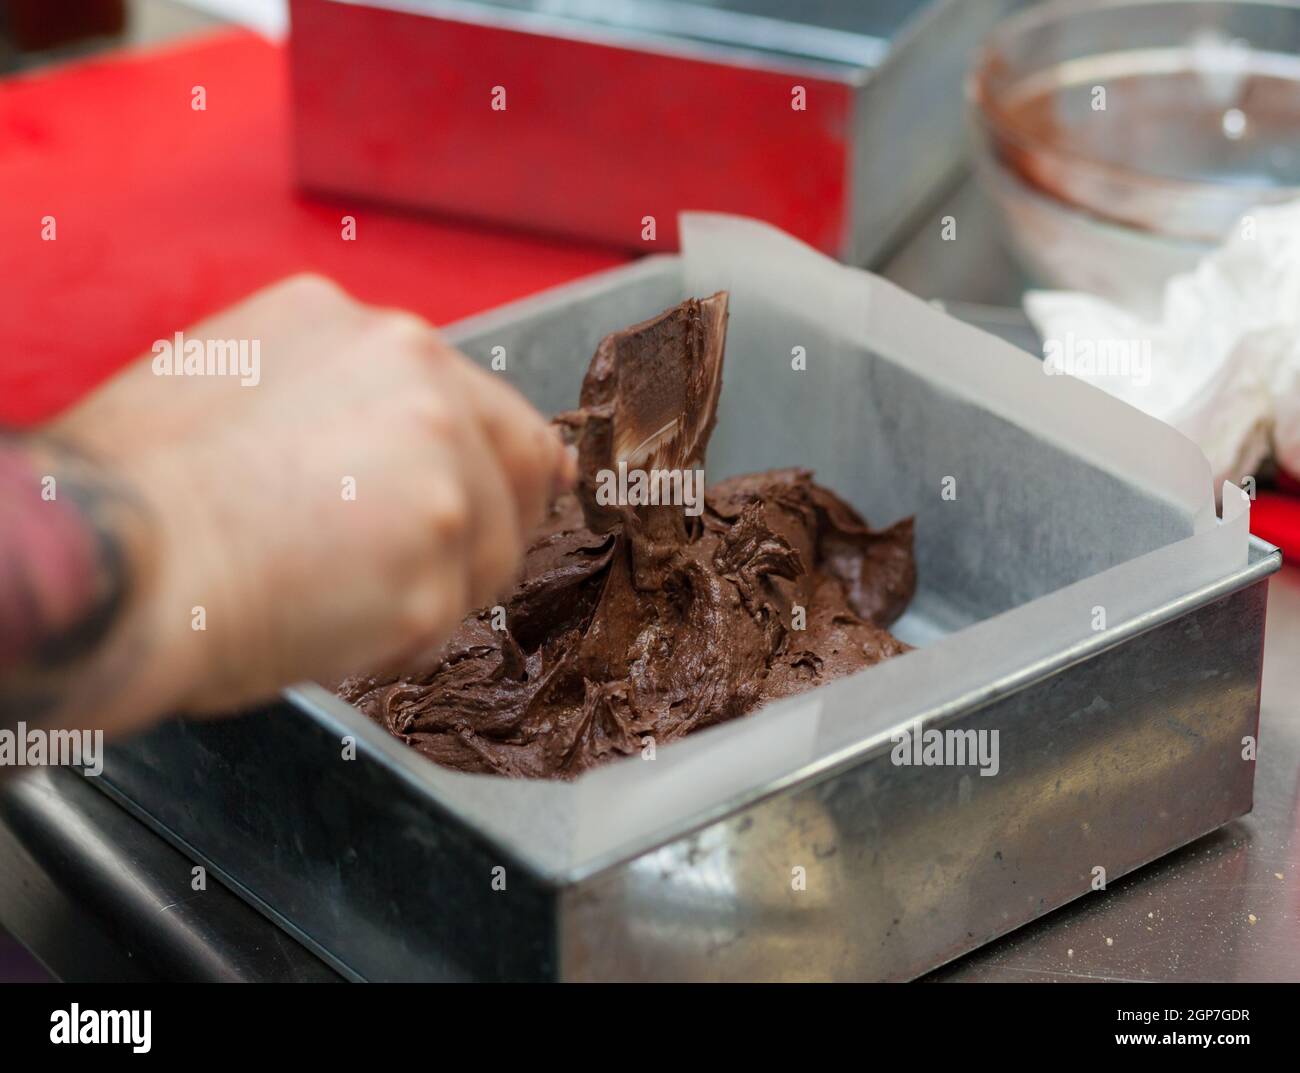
[1024, 200, 1300, 487]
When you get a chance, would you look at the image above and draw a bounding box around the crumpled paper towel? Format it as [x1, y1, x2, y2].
[1024, 200, 1300, 489]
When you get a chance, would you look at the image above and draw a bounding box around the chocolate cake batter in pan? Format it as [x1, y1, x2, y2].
[339, 293, 916, 779]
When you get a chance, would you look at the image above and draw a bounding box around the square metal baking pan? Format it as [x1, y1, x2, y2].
[94, 240, 1281, 981]
[289, 0, 1025, 263]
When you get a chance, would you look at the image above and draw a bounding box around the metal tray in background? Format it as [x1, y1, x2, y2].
[95, 255, 1281, 981]
[289, 0, 1026, 263]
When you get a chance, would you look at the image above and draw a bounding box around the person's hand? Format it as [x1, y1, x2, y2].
[40, 274, 573, 734]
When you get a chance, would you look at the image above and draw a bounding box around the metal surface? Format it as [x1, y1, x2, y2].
[288, 0, 1023, 263]
[0, 767, 338, 982]
[89, 246, 1281, 981]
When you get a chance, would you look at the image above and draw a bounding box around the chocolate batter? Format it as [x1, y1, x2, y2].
[338, 294, 916, 779]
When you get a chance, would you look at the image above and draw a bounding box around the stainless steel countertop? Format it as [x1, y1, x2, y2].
[0, 765, 337, 982]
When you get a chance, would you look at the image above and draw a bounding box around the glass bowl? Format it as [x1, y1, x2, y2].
[967, 0, 1300, 306]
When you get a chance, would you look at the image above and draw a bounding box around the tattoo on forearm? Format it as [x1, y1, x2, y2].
[0, 433, 153, 727]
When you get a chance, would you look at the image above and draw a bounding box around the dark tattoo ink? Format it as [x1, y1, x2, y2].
[0, 433, 153, 727]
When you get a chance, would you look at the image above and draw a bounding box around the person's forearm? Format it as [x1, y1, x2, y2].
[0, 432, 166, 734]
[1, 275, 571, 744]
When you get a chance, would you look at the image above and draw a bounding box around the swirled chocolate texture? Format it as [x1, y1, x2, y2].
[337, 294, 916, 779]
